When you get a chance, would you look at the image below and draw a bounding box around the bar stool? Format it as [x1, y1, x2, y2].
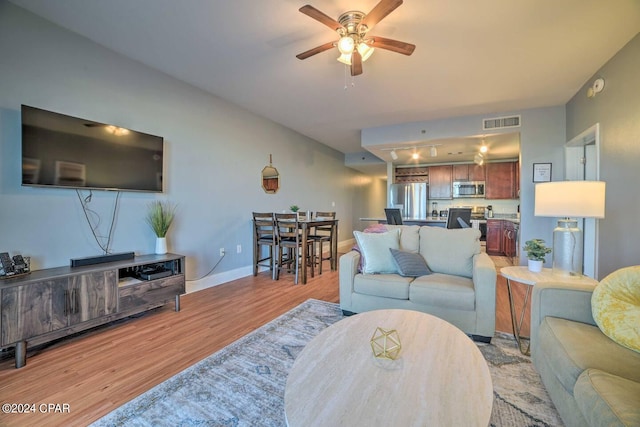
[274, 213, 315, 284]
[252, 212, 276, 278]
[309, 211, 335, 274]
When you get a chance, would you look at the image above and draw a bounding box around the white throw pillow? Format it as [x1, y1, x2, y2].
[354, 229, 400, 274]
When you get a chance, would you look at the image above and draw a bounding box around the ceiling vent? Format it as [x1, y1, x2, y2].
[482, 115, 521, 130]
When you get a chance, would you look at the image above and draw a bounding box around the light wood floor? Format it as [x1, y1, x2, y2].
[0, 255, 527, 427]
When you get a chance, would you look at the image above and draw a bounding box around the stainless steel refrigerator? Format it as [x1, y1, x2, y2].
[389, 183, 428, 219]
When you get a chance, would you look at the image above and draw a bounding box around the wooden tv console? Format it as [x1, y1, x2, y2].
[0, 253, 185, 368]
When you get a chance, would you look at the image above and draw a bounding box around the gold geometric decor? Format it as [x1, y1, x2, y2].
[370, 326, 402, 360]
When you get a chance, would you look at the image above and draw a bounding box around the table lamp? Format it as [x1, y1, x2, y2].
[534, 181, 606, 277]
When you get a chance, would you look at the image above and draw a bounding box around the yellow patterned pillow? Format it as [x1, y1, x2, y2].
[592, 266, 640, 353]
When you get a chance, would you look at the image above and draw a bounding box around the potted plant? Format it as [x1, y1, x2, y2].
[523, 239, 552, 272]
[290, 205, 300, 213]
[146, 201, 177, 254]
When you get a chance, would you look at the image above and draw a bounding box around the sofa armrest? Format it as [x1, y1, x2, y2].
[472, 252, 497, 336]
[339, 251, 361, 311]
[530, 281, 598, 350]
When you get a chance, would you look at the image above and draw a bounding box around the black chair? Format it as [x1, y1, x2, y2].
[446, 208, 472, 229]
[384, 208, 403, 225]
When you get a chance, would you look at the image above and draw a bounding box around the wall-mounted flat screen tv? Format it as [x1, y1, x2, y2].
[21, 105, 164, 192]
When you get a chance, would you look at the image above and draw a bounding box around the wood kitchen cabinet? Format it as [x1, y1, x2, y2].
[485, 161, 519, 199]
[486, 220, 503, 255]
[486, 219, 517, 256]
[452, 164, 485, 181]
[428, 165, 453, 199]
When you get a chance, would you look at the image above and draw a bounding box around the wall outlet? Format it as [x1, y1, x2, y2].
[219, 248, 225, 257]
[236, 244, 242, 254]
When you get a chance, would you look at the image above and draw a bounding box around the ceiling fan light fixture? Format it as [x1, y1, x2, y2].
[337, 52, 352, 65]
[337, 36, 355, 54]
[357, 43, 374, 62]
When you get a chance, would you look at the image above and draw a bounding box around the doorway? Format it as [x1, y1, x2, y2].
[565, 123, 600, 278]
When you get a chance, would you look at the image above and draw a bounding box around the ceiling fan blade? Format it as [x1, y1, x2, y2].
[299, 5, 343, 32]
[296, 41, 336, 60]
[350, 50, 363, 76]
[361, 0, 403, 29]
[368, 36, 415, 55]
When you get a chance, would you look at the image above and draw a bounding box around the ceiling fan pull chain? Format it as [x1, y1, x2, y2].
[344, 65, 348, 90]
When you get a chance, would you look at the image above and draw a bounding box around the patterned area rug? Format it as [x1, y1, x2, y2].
[91, 299, 563, 427]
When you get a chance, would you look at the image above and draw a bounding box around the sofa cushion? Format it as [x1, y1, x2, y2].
[389, 248, 432, 277]
[574, 369, 640, 427]
[418, 227, 480, 278]
[409, 273, 475, 311]
[385, 225, 421, 252]
[353, 229, 400, 274]
[538, 316, 640, 395]
[353, 273, 412, 300]
[592, 265, 640, 353]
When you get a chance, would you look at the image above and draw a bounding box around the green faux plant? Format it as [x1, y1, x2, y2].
[290, 205, 300, 212]
[523, 239, 552, 262]
[146, 201, 177, 237]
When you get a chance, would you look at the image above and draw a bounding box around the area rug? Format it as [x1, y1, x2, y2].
[91, 299, 563, 427]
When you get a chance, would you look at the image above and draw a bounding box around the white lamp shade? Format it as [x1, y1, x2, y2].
[535, 181, 606, 218]
[357, 43, 374, 62]
[337, 36, 355, 54]
[337, 53, 352, 65]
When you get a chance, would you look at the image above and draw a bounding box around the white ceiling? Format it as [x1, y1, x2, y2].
[10, 0, 640, 170]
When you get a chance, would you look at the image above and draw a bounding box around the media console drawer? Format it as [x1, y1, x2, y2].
[119, 274, 185, 312]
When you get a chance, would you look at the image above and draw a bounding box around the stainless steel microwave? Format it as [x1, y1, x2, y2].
[453, 181, 485, 198]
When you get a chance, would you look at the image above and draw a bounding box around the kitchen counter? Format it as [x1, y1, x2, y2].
[360, 217, 448, 226]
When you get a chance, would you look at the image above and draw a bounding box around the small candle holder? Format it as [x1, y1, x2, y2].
[370, 327, 402, 360]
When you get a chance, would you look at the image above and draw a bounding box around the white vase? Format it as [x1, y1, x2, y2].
[155, 237, 167, 255]
[528, 259, 543, 273]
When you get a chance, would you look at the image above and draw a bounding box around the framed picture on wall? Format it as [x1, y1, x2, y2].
[533, 163, 552, 182]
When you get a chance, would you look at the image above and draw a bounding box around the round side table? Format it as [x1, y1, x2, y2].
[499, 266, 598, 355]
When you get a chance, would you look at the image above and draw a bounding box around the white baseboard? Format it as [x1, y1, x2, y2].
[187, 238, 355, 294]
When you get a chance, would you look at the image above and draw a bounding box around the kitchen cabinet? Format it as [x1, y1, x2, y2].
[503, 221, 517, 257]
[452, 164, 485, 181]
[428, 165, 452, 199]
[485, 161, 519, 199]
[486, 219, 517, 257]
[395, 166, 428, 183]
[486, 220, 503, 255]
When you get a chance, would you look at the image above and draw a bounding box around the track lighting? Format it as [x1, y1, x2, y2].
[430, 146, 437, 157]
[412, 152, 419, 160]
[390, 150, 398, 160]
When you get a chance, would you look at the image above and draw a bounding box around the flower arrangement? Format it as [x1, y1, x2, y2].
[145, 201, 176, 238]
[523, 239, 552, 262]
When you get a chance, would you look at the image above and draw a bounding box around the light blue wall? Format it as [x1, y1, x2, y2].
[362, 106, 567, 266]
[0, 1, 373, 289]
[566, 33, 640, 278]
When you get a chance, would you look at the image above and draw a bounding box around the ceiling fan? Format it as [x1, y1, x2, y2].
[296, 0, 416, 76]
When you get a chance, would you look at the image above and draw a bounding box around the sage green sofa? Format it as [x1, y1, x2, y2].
[531, 281, 640, 427]
[339, 225, 496, 342]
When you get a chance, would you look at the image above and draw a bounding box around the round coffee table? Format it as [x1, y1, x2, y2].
[284, 309, 493, 427]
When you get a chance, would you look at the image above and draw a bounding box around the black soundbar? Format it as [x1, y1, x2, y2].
[70, 251, 135, 267]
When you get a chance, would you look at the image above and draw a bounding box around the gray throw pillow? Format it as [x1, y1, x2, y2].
[389, 248, 432, 277]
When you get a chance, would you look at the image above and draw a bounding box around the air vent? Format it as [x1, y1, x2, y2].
[482, 115, 521, 130]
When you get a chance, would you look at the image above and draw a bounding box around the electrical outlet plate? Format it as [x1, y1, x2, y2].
[219, 248, 225, 257]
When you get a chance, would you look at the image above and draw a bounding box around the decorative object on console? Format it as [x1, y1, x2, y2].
[523, 239, 552, 273]
[370, 326, 401, 360]
[295, 0, 415, 77]
[146, 201, 177, 254]
[534, 181, 606, 277]
[289, 205, 300, 213]
[0, 252, 30, 279]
